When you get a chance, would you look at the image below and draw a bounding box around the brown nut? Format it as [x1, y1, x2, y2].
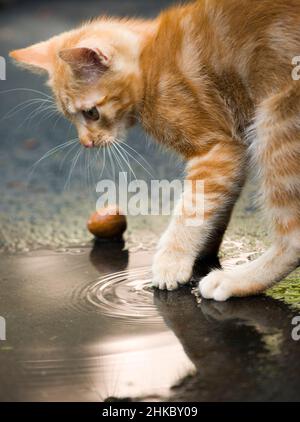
[87, 206, 127, 239]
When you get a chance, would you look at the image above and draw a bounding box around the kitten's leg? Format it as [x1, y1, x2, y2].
[200, 88, 300, 301]
[152, 140, 246, 290]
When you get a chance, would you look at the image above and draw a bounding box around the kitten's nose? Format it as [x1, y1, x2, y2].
[80, 138, 94, 148]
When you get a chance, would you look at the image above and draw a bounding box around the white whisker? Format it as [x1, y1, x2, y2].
[117, 140, 154, 178]
[0, 88, 52, 99]
[99, 147, 106, 179]
[1, 98, 54, 121]
[114, 142, 137, 182]
[111, 144, 125, 175]
[59, 141, 79, 170]
[64, 146, 82, 190]
[119, 140, 153, 172]
[27, 138, 78, 184]
[107, 147, 116, 180]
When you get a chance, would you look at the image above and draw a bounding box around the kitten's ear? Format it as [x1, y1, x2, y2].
[10, 40, 55, 74]
[58, 47, 109, 82]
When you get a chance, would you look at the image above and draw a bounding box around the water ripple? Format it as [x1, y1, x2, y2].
[73, 267, 163, 325]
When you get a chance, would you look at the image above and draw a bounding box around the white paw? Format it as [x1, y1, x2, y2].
[152, 249, 194, 291]
[199, 270, 236, 301]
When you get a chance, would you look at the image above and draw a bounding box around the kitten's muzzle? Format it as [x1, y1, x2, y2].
[80, 135, 115, 148]
[80, 138, 94, 148]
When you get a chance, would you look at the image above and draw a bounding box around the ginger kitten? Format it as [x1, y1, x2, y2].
[10, 0, 300, 301]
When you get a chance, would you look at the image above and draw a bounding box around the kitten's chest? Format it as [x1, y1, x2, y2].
[140, 75, 210, 154]
[141, 106, 177, 144]
[140, 102, 194, 156]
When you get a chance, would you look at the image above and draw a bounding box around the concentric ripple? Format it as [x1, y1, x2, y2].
[77, 267, 163, 324]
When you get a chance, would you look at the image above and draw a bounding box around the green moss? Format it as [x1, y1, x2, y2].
[266, 271, 300, 310]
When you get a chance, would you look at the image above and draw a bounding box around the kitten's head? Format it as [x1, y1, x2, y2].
[10, 21, 144, 147]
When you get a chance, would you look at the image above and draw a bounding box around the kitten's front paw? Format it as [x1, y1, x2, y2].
[152, 249, 193, 291]
[199, 270, 236, 301]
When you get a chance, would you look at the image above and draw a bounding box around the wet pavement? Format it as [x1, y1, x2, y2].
[1, 0, 300, 402]
[1, 243, 299, 402]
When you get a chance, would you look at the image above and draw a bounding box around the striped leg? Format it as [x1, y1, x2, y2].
[152, 138, 246, 291]
[200, 87, 300, 301]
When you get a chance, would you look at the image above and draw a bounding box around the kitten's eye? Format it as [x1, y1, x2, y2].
[82, 107, 99, 121]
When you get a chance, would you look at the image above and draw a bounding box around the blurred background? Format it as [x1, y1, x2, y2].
[0, 0, 181, 254]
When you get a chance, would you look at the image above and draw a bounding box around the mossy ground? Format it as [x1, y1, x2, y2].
[267, 273, 300, 310]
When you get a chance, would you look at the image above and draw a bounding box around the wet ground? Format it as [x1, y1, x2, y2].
[1, 244, 300, 402]
[1, 0, 300, 402]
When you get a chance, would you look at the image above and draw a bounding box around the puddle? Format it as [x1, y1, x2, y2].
[0, 243, 300, 402]
[76, 267, 161, 324]
[0, 244, 196, 401]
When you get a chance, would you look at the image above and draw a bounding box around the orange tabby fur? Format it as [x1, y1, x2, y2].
[10, 0, 300, 300]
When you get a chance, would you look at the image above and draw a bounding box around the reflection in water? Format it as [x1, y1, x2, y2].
[155, 290, 300, 401]
[89, 239, 129, 274]
[21, 332, 195, 401]
[0, 246, 195, 401]
[0, 247, 299, 401]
